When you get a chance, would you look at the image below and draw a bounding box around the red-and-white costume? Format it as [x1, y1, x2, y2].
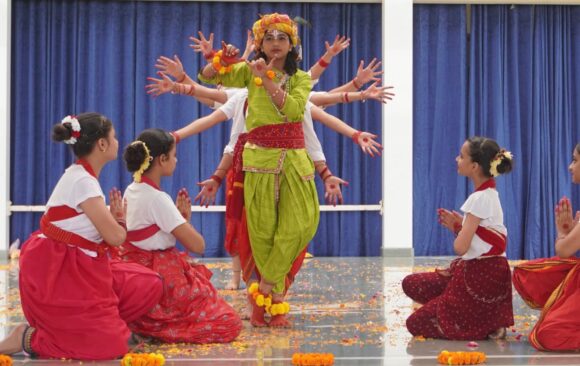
[19, 160, 163, 360]
[402, 179, 514, 340]
[513, 256, 580, 351]
[117, 176, 242, 343]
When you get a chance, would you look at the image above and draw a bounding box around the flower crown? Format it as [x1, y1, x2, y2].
[489, 149, 513, 177]
[62, 115, 81, 144]
[131, 140, 152, 183]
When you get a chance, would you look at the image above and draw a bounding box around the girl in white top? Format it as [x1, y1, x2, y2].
[0, 113, 163, 359]
[402, 136, 515, 341]
[119, 128, 242, 344]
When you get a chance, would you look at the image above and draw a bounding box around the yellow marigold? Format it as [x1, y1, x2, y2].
[254, 77, 263, 86]
[0, 355, 12, 366]
[248, 282, 259, 294]
[264, 297, 272, 307]
[121, 353, 165, 366]
[291, 353, 334, 366]
[437, 351, 485, 365]
[256, 294, 265, 307]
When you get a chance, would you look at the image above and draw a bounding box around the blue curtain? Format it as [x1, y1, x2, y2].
[10, 1, 383, 257]
[414, 4, 580, 259]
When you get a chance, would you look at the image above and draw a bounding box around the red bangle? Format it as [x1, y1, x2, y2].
[323, 174, 333, 182]
[117, 220, 127, 230]
[318, 58, 330, 68]
[352, 131, 362, 145]
[204, 50, 216, 61]
[352, 78, 362, 90]
[344, 92, 350, 103]
[176, 72, 186, 83]
[170, 131, 180, 144]
[210, 175, 222, 185]
[453, 222, 462, 236]
[319, 166, 329, 179]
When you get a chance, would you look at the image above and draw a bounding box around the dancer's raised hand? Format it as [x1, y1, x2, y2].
[145, 72, 174, 97]
[325, 35, 350, 57]
[176, 188, 192, 221]
[324, 176, 349, 206]
[155, 55, 185, 81]
[247, 57, 275, 78]
[194, 179, 219, 208]
[189, 31, 214, 59]
[362, 82, 395, 104]
[356, 58, 383, 86]
[241, 30, 255, 61]
[356, 132, 383, 157]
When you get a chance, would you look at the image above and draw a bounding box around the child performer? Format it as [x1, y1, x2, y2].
[0, 113, 163, 359]
[402, 136, 514, 340]
[513, 143, 580, 351]
[118, 128, 242, 343]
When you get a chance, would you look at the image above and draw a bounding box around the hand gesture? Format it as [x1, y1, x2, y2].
[324, 176, 349, 206]
[362, 82, 395, 104]
[325, 35, 350, 57]
[356, 58, 383, 85]
[247, 57, 274, 78]
[221, 41, 240, 59]
[555, 196, 579, 236]
[356, 132, 383, 157]
[437, 208, 463, 234]
[109, 187, 127, 222]
[241, 29, 255, 61]
[145, 72, 174, 97]
[189, 31, 214, 58]
[176, 188, 192, 221]
[155, 55, 185, 80]
[194, 178, 220, 208]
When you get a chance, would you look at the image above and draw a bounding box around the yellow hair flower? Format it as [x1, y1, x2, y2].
[489, 150, 513, 177]
[131, 141, 151, 183]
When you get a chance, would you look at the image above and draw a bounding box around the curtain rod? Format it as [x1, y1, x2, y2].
[132, 0, 580, 4]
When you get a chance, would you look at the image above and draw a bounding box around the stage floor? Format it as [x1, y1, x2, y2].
[1, 256, 579, 365]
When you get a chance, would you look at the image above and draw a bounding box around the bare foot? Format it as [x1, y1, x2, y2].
[225, 270, 241, 290]
[0, 323, 27, 354]
[488, 327, 506, 340]
[247, 294, 267, 327]
[269, 314, 291, 328]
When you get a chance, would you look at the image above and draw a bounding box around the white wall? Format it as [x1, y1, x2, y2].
[382, 0, 413, 256]
[0, 0, 11, 255]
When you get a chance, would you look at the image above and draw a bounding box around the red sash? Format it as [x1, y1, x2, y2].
[473, 178, 507, 255]
[127, 225, 161, 242]
[40, 206, 109, 257]
[227, 122, 305, 220]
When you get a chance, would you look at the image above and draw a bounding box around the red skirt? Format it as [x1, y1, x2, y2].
[118, 243, 242, 344]
[19, 234, 162, 360]
[404, 257, 514, 340]
[514, 257, 580, 351]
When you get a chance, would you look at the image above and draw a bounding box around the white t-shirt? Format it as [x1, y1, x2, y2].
[460, 188, 507, 259]
[220, 90, 326, 161]
[45, 164, 105, 257]
[124, 182, 187, 251]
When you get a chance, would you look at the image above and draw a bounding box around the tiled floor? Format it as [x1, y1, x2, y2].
[1, 256, 579, 365]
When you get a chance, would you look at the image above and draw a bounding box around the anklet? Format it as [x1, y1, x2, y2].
[268, 301, 290, 316]
[21, 326, 36, 357]
[248, 283, 272, 308]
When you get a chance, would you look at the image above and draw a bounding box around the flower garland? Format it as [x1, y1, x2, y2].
[489, 150, 513, 177]
[62, 115, 81, 145]
[437, 350, 486, 365]
[0, 355, 12, 366]
[120, 353, 165, 366]
[131, 141, 152, 183]
[254, 70, 277, 87]
[291, 353, 334, 366]
[212, 50, 234, 75]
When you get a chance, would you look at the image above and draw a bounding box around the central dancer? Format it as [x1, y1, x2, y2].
[199, 13, 317, 327]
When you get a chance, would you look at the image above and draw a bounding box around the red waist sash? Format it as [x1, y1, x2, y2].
[228, 122, 305, 220]
[127, 224, 161, 242]
[476, 226, 507, 256]
[40, 206, 109, 257]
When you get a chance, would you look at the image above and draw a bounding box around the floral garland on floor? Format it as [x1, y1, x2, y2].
[437, 350, 486, 365]
[292, 353, 334, 365]
[120, 353, 165, 366]
[0, 355, 12, 366]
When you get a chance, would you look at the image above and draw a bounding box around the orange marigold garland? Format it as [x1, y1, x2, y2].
[254, 69, 277, 87]
[211, 50, 234, 75]
[120, 353, 165, 366]
[292, 353, 334, 366]
[0, 355, 12, 366]
[437, 350, 486, 365]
